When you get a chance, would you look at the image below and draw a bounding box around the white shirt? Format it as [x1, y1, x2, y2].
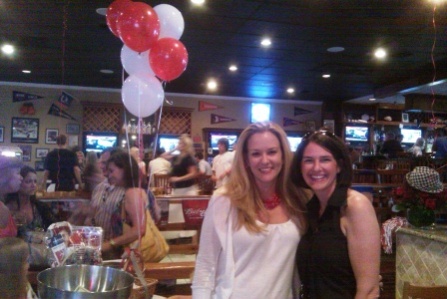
[198, 159, 212, 175]
[212, 151, 234, 188]
[192, 192, 300, 299]
[148, 157, 171, 186]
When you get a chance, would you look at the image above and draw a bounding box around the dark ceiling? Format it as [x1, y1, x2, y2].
[1, 0, 447, 103]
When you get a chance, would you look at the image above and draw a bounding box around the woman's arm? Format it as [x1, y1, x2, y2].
[103, 188, 147, 251]
[343, 191, 381, 299]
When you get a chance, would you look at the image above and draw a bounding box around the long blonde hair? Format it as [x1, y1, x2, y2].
[174, 134, 195, 163]
[224, 121, 307, 233]
[0, 237, 29, 298]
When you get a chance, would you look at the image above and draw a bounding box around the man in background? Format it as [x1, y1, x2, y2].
[379, 131, 403, 158]
[195, 152, 212, 175]
[212, 138, 234, 189]
[43, 134, 82, 191]
[148, 148, 171, 186]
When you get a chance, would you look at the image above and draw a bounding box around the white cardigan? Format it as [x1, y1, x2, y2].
[191, 191, 300, 299]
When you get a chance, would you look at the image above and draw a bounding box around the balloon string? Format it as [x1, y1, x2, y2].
[430, 4, 437, 128]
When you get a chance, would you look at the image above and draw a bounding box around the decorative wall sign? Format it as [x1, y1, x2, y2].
[48, 104, 76, 120]
[11, 117, 39, 144]
[211, 113, 236, 124]
[36, 148, 49, 159]
[12, 91, 43, 102]
[45, 129, 59, 144]
[58, 91, 75, 108]
[283, 117, 303, 127]
[294, 107, 314, 116]
[66, 123, 80, 134]
[199, 101, 223, 111]
[18, 145, 32, 162]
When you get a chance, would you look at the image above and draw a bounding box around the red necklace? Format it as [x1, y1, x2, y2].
[263, 194, 281, 210]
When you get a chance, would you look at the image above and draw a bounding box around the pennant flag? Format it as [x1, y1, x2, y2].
[199, 101, 223, 111]
[57, 91, 75, 108]
[294, 106, 313, 116]
[48, 104, 77, 121]
[12, 91, 43, 102]
[211, 113, 236, 124]
[283, 117, 303, 127]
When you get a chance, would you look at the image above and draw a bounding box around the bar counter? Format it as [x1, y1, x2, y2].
[395, 226, 447, 298]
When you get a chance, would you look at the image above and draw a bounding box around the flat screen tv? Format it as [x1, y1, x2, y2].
[401, 128, 422, 144]
[83, 132, 118, 153]
[158, 135, 180, 155]
[345, 126, 369, 142]
[209, 133, 238, 151]
[287, 136, 303, 152]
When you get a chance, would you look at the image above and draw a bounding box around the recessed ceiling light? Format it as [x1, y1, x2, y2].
[96, 8, 107, 16]
[22, 70, 31, 74]
[374, 48, 387, 59]
[327, 46, 345, 53]
[191, 0, 205, 4]
[207, 79, 217, 90]
[1, 44, 14, 55]
[287, 88, 295, 94]
[322, 74, 331, 78]
[261, 38, 271, 47]
[100, 69, 114, 74]
[229, 65, 238, 72]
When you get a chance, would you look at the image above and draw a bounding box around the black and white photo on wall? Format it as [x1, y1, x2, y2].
[36, 148, 49, 159]
[18, 145, 32, 162]
[11, 117, 39, 143]
[45, 129, 59, 144]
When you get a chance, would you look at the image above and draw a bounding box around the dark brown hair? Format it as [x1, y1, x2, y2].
[107, 152, 139, 188]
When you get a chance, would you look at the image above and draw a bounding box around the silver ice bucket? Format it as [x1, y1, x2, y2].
[37, 265, 134, 299]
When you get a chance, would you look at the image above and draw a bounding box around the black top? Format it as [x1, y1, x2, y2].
[380, 139, 403, 158]
[44, 148, 79, 191]
[296, 187, 356, 299]
[170, 154, 197, 188]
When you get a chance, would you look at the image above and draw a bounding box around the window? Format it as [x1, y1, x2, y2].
[251, 103, 271, 123]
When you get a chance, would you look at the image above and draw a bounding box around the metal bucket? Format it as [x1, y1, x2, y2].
[37, 265, 134, 299]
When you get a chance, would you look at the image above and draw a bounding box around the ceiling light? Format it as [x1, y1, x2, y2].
[229, 65, 238, 72]
[191, 0, 205, 4]
[96, 8, 107, 16]
[261, 38, 271, 47]
[100, 69, 114, 74]
[22, 70, 31, 74]
[369, 97, 376, 101]
[327, 46, 345, 53]
[322, 74, 331, 78]
[1, 44, 14, 55]
[287, 88, 295, 94]
[207, 80, 217, 90]
[374, 48, 387, 59]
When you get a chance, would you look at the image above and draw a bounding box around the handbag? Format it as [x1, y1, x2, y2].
[122, 205, 169, 263]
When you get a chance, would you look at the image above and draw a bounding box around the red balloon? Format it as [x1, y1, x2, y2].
[106, 0, 131, 38]
[117, 2, 160, 53]
[149, 38, 188, 81]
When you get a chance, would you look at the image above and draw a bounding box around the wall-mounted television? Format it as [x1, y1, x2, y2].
[287, 136, 303, 152]
[209, 133, 238, 151]
[158, 135, 180, 155]
[83, 132, 118, 153]
[345, 126, 369, 142]
[401, 128, 422, 144]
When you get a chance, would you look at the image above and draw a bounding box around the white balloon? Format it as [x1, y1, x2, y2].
[154, 4, 184, 40]
[122, 74, 164, 118]
[120, 45, 154, 76]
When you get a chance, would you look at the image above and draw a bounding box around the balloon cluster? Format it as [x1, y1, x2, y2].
[107, 0, 188, 118]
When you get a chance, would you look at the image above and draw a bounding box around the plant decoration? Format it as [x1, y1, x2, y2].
[393, 166, 446, 227]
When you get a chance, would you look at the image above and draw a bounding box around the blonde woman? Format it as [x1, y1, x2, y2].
[162, 134, 199, 195]
[192, 122, 307, 298]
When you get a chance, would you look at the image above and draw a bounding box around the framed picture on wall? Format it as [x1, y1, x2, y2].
[18, 145, 32, 162]
[11, 117, 39, 143]
[36, 148, 49, 159]
[35, 160, 45, 172]
[402, 113, 409, 123]
[68, 135, 78, 147]
[45, 129, 59, 144]
[66, 123, 80, 134]
[0, 126, 4, 143]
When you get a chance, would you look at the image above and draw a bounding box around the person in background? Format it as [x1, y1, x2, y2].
[379, 131, 403, 158]
[211, 138, 234, 189]
[407, 137, 425, 157]
[194, 152, 212, 175]
[432, 127, 447, 159]
[148, 148, 171, 187]
[290, 129, 380, 299]
[0, 156, 23, 238]
[43, 134, 83, 191]
[101, 151, 148, 259]
[71, 146, 85, 179]
[82, 151, 104, 192]
[5, 166, 56, 236]
[162, 134, 199, 195]
[192, 122, 307, 298]
[0, 237, 38, 298]
[130, 146, 148, 189]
